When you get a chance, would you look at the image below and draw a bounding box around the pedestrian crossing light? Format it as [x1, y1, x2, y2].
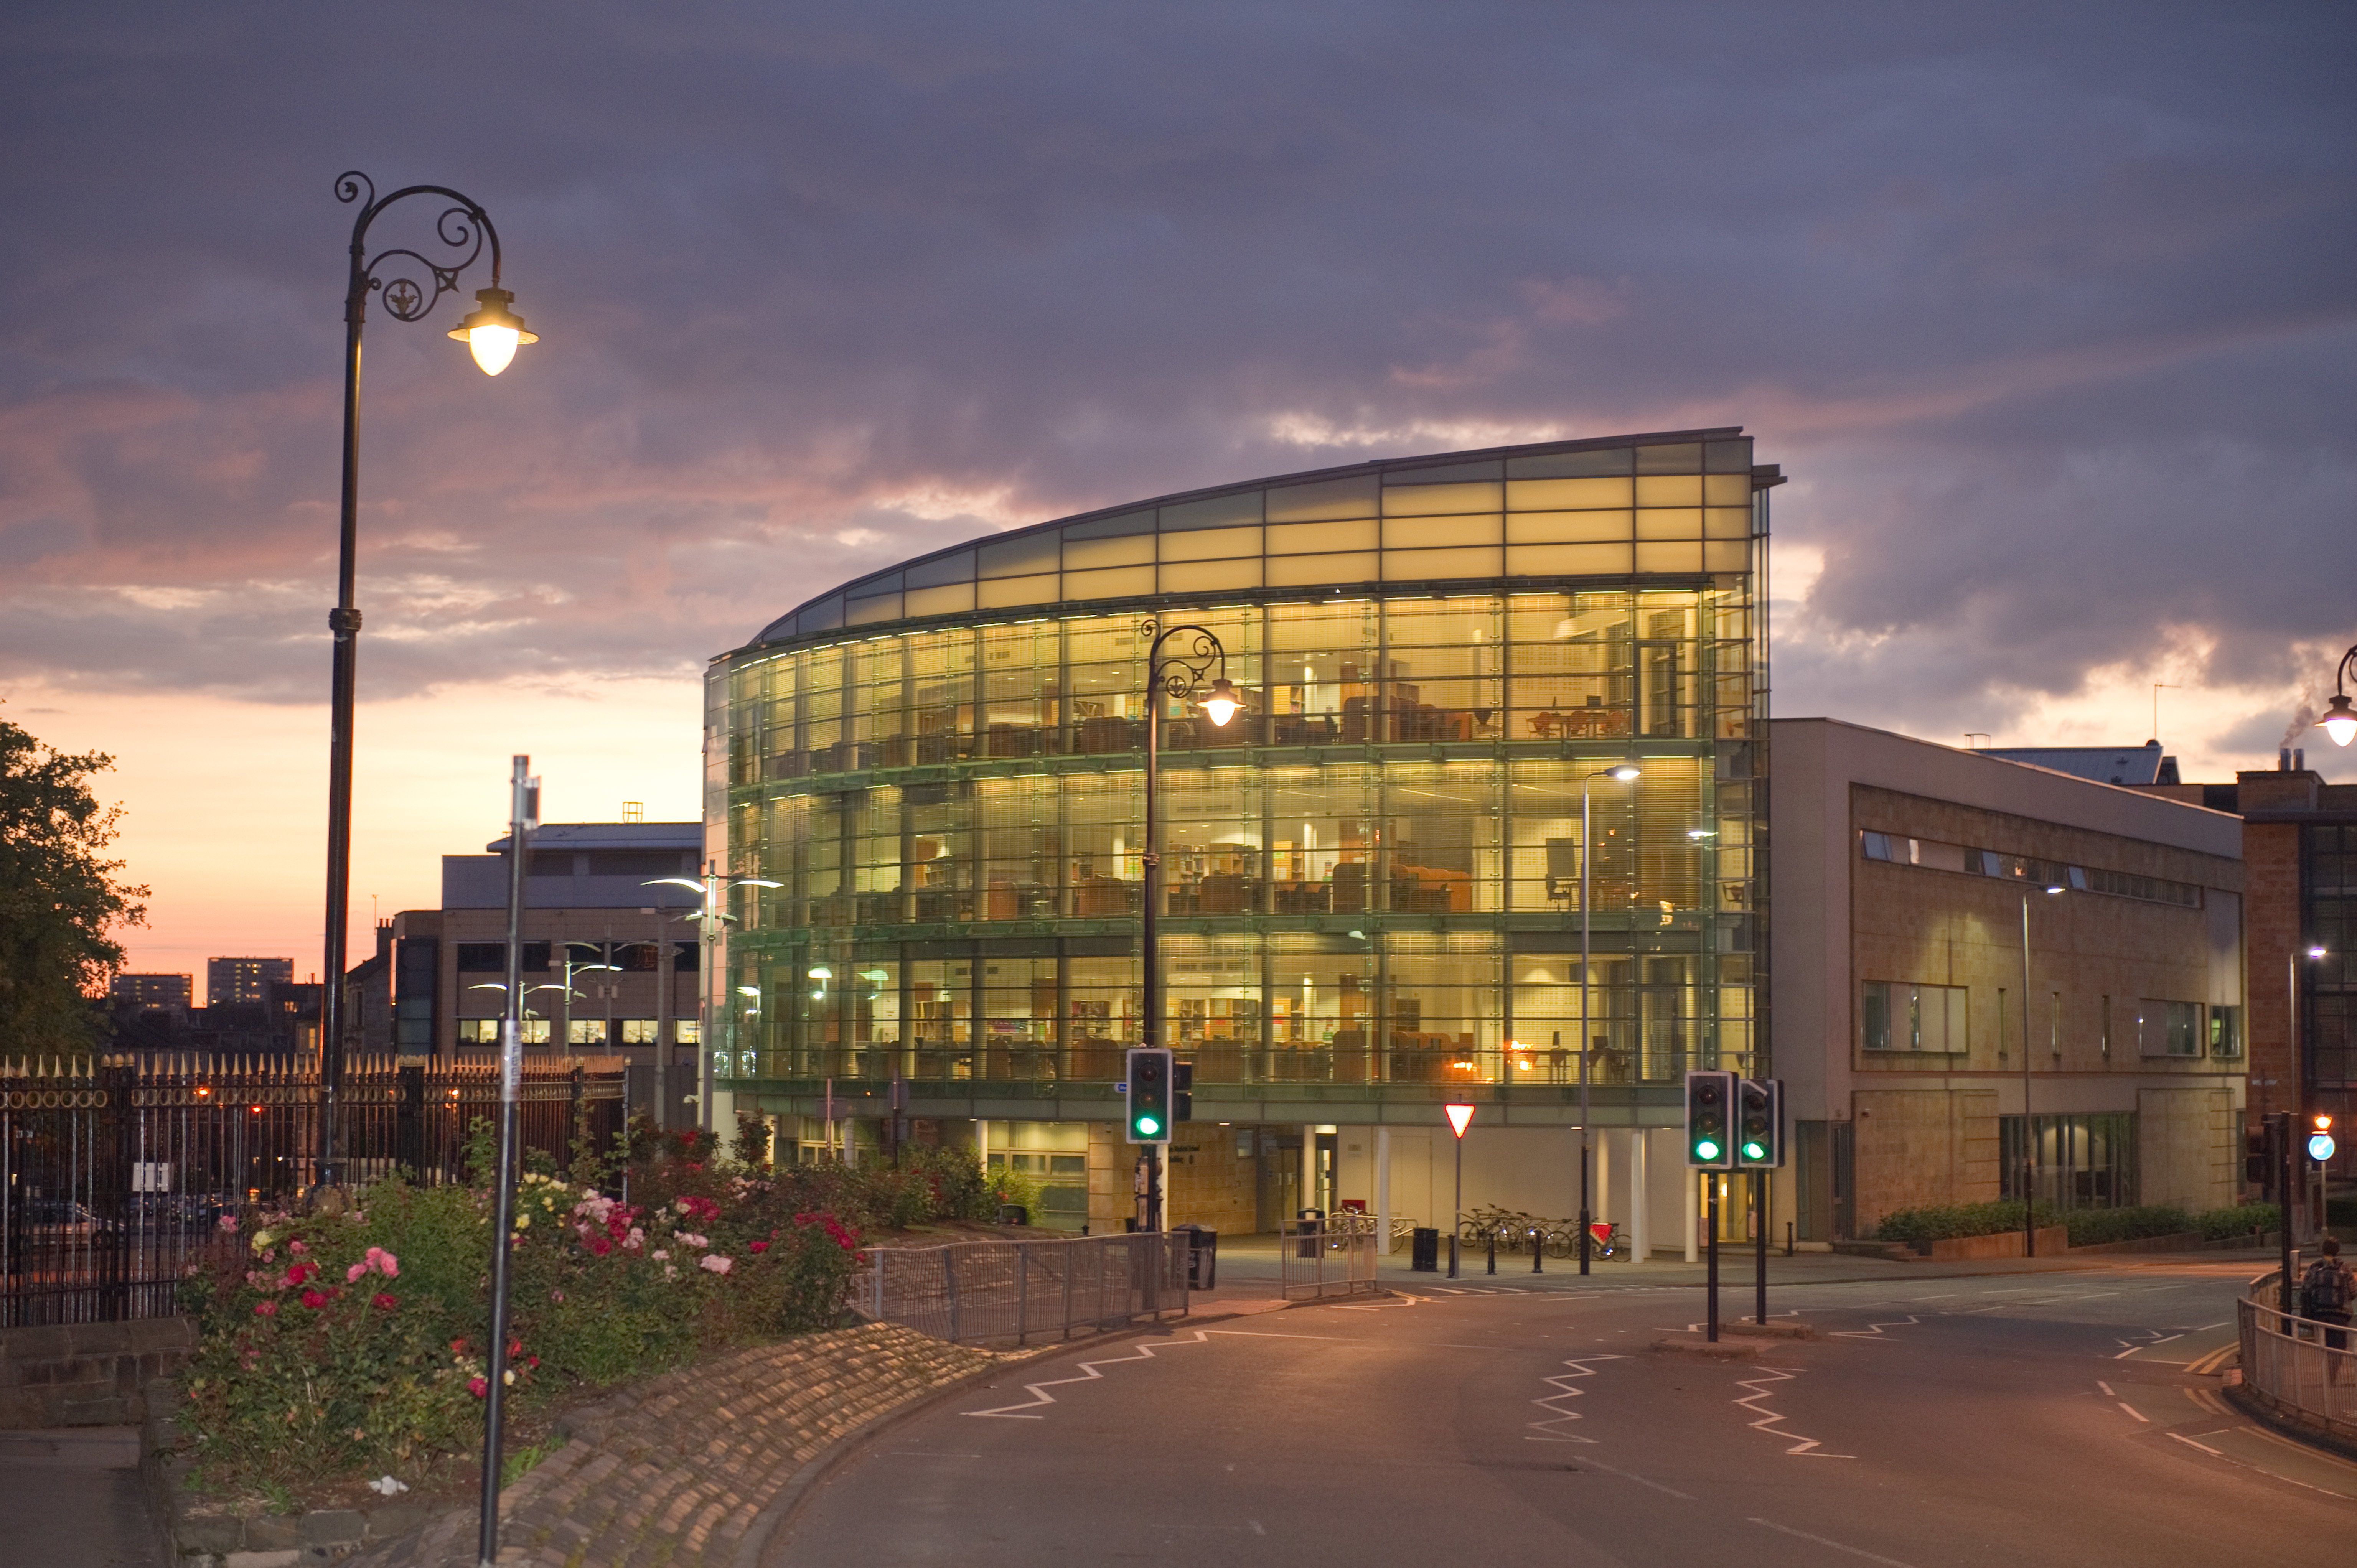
[1737, 1077, 1783, 1168]
[1126, 1047, 1173, 1143]
[1685, 1069, 1737, 1169]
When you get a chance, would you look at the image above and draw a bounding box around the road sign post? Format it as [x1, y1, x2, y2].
[1445, 1104, 1474, 1280]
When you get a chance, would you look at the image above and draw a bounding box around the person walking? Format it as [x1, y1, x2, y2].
[2300, 1235, 2355, 1379]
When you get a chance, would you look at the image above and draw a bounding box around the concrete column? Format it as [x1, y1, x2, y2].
[1302, 1124, 1318, 1216]
[1375, 1125, 1392, 1263]
[1629, 1130, 1649, 1263]
[1684, 1163, 1700, 1263]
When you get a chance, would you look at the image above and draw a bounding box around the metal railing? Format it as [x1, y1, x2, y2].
[857, 1231, 1190, 1346]
[1280, 1214, 1380, 1300]
[2237, 1269, 2357, 1441]
[2, 1052, 625, 1326]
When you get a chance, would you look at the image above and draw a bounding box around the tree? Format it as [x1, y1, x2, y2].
[0, 710, 148, 1052]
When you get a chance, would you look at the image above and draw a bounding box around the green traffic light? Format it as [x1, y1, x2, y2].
[1742, 1140, 1766, 1160]
[1694, 1138, 1720, 1160]
[1137, 1115, 1161, 1137]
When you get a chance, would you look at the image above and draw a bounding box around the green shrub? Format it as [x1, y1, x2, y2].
[2060, 1205, 2191, 1247]
[2195, 1203, 2280, 1239]
[1875, 1201, 2055, 1245]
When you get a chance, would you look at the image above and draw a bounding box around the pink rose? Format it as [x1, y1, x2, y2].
[700, 1254, 733, 1275]
[218, 1214, 238, 1233]
[288, 1240, 307, 1254]
[348, 1263, 368, 1283]
[253, 1299, 277, 1317]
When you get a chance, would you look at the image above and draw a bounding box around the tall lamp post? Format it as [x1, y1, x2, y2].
[2020, 882, 2065, 1257]
[2291, 944, 2328, 1242]
[1577, 764, 1641, 1275]
[1139, 620, 1240, 1231]
[318, 173, 534, 1187]
[643, 866, 781, 1136]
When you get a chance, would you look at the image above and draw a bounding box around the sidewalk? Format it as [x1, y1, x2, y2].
[0, 1427, 162, 1568]
[1187, 1232, 2278, 1303]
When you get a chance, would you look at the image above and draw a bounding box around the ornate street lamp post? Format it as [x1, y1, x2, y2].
[318, 173, 534, 1185]
[2318, 644, 2357, 748]
[1139, 620, 1239, 1230]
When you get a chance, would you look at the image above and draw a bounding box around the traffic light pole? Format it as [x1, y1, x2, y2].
[1705, 1177, 1720, 1343]
[1754, 1171, 1768, 1326]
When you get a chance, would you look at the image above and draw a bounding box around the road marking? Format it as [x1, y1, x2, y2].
[964, 1329, 1213, 1419]
[2115, 1331, 2182, 1359]
[2118, 1402, 2148, 1422]
[2170, 1433, 2225, 1456]
[1526, 1352, 1627, 1444]
[1750, 1517, 1917, 1567]
[1830, 1313, 1920, 1341]
[1580, 1454, 1693, 1499]
[1732, 1364, 1854, 1459]
[2097, 1381, 2115, 1396]
[1202, 1329, 1367, 1342]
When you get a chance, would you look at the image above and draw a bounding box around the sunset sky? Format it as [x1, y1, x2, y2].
[4, 3, 2352, 995]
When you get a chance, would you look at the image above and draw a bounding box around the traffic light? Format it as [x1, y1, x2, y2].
[1126, 1047, 1172, 1143]
[1173, 1059, 1195, 1124]
[1736, 1077, 1783, 1168]
[1685, 1069, 1736, 1169]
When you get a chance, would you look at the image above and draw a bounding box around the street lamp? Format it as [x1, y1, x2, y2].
[1139, 619, 1239, 1232]
[2317, 644, 2357, 747]
[2292, 945, 2329, 1243]
[556, 944, 623, 1051]
[643, 866, 783, 1135]
[318, 173, 534, 1188]
[2020, 881, 2065, 1257]
[1577, 763, 1641, 1275]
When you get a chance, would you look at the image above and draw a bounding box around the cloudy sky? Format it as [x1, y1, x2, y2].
[4, 3, 2353, 991]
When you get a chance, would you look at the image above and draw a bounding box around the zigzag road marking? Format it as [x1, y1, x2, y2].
[1732, 1364, 1856, 1459]
[1526, 1353, 1628, 1444]
[963, 1330, 1215, 1419]
[1829, 1312, 1920, 1341]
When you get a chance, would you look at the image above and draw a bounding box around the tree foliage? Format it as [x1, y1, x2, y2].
[0, 710, 147, 1052]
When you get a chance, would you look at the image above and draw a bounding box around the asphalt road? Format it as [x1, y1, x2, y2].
[774, 1260, 2357, 1568]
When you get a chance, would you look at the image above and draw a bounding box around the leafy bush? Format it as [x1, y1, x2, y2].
[2059, 1205, 2192, 1247]
[1875, 1201, 2057, 1245]
[180, 1152, 866, 1500]
[2195, 1203, 2280, 1239]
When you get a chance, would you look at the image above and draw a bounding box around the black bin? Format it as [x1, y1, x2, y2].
[1410, 1226, 1441, 1272]
[1296, 1208, 1325, 1259]
[997, 1204, 1029, 1227]
[1174, 1224, 1218, 1290]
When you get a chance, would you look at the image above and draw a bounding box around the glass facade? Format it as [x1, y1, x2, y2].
[707, 432, 1768, 1112]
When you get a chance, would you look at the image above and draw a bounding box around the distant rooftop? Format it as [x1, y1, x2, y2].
[485, 821, 701, 854]
[1979, 741, 2178, 787]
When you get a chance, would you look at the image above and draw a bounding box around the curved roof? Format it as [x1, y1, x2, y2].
[732, 427, 1761, 656]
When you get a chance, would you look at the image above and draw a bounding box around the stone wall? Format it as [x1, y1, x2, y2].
[0, 1317, 194, 1428]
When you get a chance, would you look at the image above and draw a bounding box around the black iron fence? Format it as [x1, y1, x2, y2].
[1, 1053, 626, 1327]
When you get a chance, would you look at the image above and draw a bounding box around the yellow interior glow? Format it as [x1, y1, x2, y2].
[468, 324, 521, 376]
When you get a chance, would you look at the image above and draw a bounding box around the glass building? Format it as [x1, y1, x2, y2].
[706, 429, 1777, 1227]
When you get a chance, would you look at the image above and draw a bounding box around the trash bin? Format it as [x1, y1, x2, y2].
[1410, 1226, 1441, 1272]
[1296, 1207, 1325, 1260]
[997, 1204, 1029, 1227]
[1174, 1224, 1218, 1290]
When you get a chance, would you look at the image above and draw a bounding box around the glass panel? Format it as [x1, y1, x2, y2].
[1383, 481, 1504, 516]
[1064, 565, 1157, 600]
[1387, 931, 1501, 1085]
[978, 953, 1058, 1082]
[1383, 515, 1503, 548]
[1164, 933, 1260, 1084]
[976, 573, 1059, 608]
[1508, 592, 1632, 742]
[1507, 543, 1633, 576]
[1267, 551, 1379, 586]
[1635, 509, 1704, 539]
[979, 532, 1060, 577]
[1160, 525, 1263, 562]
[1634, 475, 1703, 507]
[1159, 558, 1262, 592]
[1063, 507, 1156, 540]
[1506, 447, 1632, 479]
[1634, 541, 1703, 574]
[1381, 546, 1503, 580]
[1635, 443, 1702, 473]
[846, 593, 902, 625]
[1507, 477, 1634, 510]
[1266, 519, 1379, 554]
[1703, 473, 1752, 505]
[1161, 492, 1262, 530]
[1703, 540, 1750, 573]
[1507, 510, 1632, 543]
[1063, 533, 1155, 569]
[1266, 474, 1380, 522]
[1704, 506, 1751, 539]
[1268, 932, 1376, 1084]
[907, 550, 976, 588]
[1066, 771, 1143, 914]
[904, 583, 976, 617]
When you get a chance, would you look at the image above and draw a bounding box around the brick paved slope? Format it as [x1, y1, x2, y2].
[350, 1323, 1001, 1568]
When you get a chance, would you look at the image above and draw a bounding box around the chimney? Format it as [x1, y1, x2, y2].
[2280, 748, 2293, 771]
[2296, 749, 2307, 772]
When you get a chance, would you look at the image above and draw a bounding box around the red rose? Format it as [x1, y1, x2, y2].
[372, 1293, 398, 1310]
[749, 1241, 769, 1254]
[468, 1377, 488, 1399]
[587, 1234, 613, 1257]
[300, 1289, 327, 1309]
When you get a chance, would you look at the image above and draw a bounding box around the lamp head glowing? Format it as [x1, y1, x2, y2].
[448, 287, 537, 375]
[1444, 1103, 1475, 1139]
[2322, 693, 2357, 748]
[1201, 677, 1240, 728]
[1606, 764, 1641, 782]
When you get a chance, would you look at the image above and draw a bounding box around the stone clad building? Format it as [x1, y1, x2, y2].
[1772, 720, 2246, 1242]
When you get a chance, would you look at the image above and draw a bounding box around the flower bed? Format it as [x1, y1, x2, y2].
[171, 1124, 1019, 1512]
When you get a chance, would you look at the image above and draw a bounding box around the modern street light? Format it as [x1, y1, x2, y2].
[2020, 881, 2065, 1257]
[1577, 763, 1641, 1275]
[2317, 644, 2357, 747]
[643, 866, 782, 1135]
[318, 173, 534, 1188]
[1139, 619, 1239, 1232]
[2291, 944, 2329, 1242]
[556, 944, 623, 1051]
